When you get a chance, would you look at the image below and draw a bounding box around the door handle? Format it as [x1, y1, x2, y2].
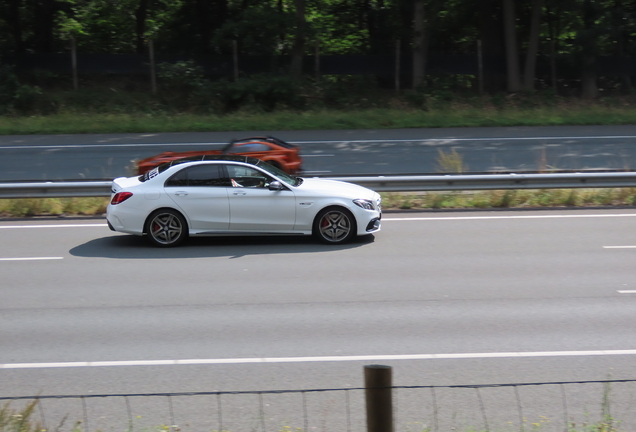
[174, 191, 188, 196]
[232, 192, 247, 196]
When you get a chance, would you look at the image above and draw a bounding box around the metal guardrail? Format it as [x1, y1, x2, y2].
[339, 171, 636, 192]
[1, 172, 636, 199]
[0, 181, 112, 199]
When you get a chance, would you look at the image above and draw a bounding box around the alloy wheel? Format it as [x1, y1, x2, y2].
[318, 210, 352, 243]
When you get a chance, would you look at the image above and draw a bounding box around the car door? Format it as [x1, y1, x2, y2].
[225, 164, 297, 231]
[165, 164, 231, 231]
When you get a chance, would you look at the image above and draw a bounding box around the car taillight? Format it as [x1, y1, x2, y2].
[111, 191, 133, 205]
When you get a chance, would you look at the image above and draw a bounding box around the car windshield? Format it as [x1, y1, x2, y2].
[256, 159, 302, 186]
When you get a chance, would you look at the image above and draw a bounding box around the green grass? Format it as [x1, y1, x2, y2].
[380, 188, 636, 210]
[0, 197, 109, 218]
[0, 401, 43, 432]
[1, 189, 635, 218]
[4, 95, 636, 135]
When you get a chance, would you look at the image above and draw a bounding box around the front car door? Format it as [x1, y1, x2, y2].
[225, 164, 296, 232]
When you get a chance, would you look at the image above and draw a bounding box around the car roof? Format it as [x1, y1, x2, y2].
[222, 136, 296, 152]
[141, 154, 262, 181]
[165, 154, 260, 167]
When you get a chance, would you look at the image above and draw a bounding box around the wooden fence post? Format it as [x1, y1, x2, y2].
[365, 365, 393, 432]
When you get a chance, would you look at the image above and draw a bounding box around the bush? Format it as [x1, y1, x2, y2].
[209, 75, 304, 113]
[0, 66, 41, 114]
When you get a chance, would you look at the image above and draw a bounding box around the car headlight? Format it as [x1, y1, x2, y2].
[353, 199, 375, 210]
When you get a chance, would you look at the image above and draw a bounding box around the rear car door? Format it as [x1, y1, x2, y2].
[165, 164, 231, 231]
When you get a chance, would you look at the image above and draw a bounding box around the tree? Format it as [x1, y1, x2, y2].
[412, 0, 426, 88]
[3, 0, 25, 53]
[578, 0, 602, 98]
[134, 0, 150, 55]
[290, 0, 306, 79]
[502, 0, 521, 92]
[523, 0, 542, 91]
[33, 0, 63, 52]
[479, 0, 506, 92]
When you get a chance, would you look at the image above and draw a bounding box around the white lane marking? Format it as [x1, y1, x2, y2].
[2, 135, 636, 150]
[604, 246, 636, 249]
[0, 257, 63, 261]
[0, 224, 107, 229]
[384, 213, 636, 221]
[3, 349, 636, 369]
[618, 290, 636, 293]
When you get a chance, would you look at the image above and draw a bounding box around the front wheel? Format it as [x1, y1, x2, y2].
[313, 207, 356, 244]
[145, 209, 188, 247]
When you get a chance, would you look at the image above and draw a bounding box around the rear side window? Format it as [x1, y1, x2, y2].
[233, 143, 271, 152]
[141, 157, 203, 182]
[165, 164, 231, 187]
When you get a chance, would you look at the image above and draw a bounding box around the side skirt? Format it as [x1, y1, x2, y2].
[192, 231, 310, 237]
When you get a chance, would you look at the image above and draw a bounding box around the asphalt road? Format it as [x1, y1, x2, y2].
[1, 209, 636, 431]
[3, 125, 636, 180]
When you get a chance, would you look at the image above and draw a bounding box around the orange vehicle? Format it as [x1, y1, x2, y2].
[136, 136, 303, 175]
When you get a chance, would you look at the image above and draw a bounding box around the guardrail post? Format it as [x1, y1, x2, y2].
[365, 364, 393, 432]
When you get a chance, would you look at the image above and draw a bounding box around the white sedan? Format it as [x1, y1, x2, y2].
[107, 155, 382, 247]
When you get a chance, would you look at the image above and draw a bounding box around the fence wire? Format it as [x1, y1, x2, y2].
[2, 379, 636, 432]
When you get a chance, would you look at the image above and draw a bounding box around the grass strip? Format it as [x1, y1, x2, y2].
[2, 189, 635, 218]
[3, 105, 636, 135]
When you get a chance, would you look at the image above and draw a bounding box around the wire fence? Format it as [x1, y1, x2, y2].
[3, 379, 636, 432]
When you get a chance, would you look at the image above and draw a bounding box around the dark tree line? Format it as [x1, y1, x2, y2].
[1, 0, 636, 95]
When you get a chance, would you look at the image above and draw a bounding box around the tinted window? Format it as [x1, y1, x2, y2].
[165, 164, 230, 187]
[233, 143, 271, 152]
[165, 167, 188, 187]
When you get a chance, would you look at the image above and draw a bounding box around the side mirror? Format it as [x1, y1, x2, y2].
[268, 181, 283, 191]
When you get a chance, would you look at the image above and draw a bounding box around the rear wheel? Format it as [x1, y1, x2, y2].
[145, 209, 188, 247]
[313, 207, 356, 244]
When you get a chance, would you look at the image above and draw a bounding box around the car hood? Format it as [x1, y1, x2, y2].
[291, 177, 378, 199]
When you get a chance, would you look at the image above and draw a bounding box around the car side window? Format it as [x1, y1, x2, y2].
[226, 165, 272, 188]
[165, 167, 188, 187]
[234, 143, 271, 152]
[165, 164, 231, 187]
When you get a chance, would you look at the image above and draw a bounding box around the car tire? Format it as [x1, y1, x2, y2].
[144, 209, 188, 247]
[313, 207, 356, 244]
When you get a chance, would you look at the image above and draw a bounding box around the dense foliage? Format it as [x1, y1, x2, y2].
[1, 0, 635, 111]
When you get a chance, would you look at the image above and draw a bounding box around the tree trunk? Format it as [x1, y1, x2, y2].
[412, 0, 426, 88]
[8, 0, 24, 54]
[135, 0, 150, 55]
[33, 0, 57, 52]
[523, 0, 542, 91]
[580, 0, 598, 98]
[195, 0, 212, 52]
[581, 54, 598, 98]
[479, 0, 506, 92]
[613, 0, 632, 91]
[289, 0, 306, 79]
[502, 0, 521, 92]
